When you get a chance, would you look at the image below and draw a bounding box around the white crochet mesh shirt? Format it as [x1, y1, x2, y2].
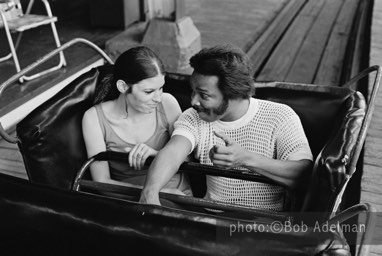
[172, 98, 313, 211]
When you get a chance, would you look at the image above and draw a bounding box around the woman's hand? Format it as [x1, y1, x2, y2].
[126, 144, 158, 170]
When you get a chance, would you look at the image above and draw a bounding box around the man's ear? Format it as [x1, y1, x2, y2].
[116, 79, 130, 93]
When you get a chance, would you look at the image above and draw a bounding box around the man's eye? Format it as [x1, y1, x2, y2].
[200, 93, 209, 100]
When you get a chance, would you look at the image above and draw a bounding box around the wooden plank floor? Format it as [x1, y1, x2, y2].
[255, 0, 361, 85]
[315, 0, 360, 85]
[0, 130, 26, 179]
[184, 0, 290, 52]
[362, 0, 382, 254]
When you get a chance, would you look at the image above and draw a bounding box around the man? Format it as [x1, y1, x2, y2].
[140, 45, 313, 211]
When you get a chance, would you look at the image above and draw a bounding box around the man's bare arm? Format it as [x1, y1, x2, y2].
[140, 135, 192, 205]
[242, 156, 312, 189]
[210, 131, 312, 189]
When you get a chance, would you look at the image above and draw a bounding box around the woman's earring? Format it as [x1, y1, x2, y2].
[123, 97, 129, 119]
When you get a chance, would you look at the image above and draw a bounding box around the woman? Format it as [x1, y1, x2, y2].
[82, 46, 191, 196]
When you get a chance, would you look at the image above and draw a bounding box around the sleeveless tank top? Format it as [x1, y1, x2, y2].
[95, 102, 170, 184]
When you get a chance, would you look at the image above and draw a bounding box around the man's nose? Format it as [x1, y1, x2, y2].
[191, 93, 199, 106]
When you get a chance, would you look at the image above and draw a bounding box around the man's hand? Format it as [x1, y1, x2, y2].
[209, 131, 248, 168]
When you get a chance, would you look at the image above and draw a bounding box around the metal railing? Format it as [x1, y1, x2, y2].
[0, 38, 114, 143]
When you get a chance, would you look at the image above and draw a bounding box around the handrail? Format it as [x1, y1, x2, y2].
[77, 179, 290, 221]
[0, 38, 114, 143]
[330, 65, 381, 216]
[342, 65, 381, 173]
[72, 151, 288, 218]
[72, 151, 281, 192]
[327, 203, 376, 256]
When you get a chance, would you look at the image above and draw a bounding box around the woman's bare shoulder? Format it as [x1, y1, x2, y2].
[83, 106, 96, 120]
[162, 93, 181, 110]
[83, 102, 106, 124]
[161, 93, 182, 122]
[162, 92, 179, 105]
[83, 102, 112, 118]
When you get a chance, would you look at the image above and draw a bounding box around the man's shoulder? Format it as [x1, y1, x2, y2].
[256, 98, 289, 108]
[176, 108, 209, 130]
[179, 107, 199, 119]
[256, 98, 296, 116]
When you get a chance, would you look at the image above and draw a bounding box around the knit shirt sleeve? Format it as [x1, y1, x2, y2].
[275, 107, 313, 161]
[171, 108, 200, 152]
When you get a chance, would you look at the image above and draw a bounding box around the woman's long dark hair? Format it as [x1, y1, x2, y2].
[94, 46, 165, 104]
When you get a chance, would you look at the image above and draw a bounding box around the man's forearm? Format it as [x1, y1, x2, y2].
[144, 148, 182, 193]
[140, 135, 192, 205]
[243, 151, 312, 189]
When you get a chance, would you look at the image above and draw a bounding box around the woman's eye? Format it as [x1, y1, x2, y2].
[145, 88, 162, 94]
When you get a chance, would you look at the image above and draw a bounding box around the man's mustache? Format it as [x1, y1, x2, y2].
[192, 105, 207, 113]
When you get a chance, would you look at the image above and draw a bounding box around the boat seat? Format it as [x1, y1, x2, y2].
[0, 0, 66, 82]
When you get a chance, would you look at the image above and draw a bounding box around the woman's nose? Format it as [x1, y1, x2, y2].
[153, 90, 162, 102]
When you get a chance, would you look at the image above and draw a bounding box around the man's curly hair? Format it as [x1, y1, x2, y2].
[189, 45, 255, 100]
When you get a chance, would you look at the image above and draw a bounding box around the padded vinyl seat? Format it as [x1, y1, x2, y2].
[17, 66, 113, 189]
[254, 83, 366, 217]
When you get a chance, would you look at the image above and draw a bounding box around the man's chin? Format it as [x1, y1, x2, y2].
[198, 112, 219, 122]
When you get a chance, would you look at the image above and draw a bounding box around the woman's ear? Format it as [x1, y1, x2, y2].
[116, 79, 130, 93]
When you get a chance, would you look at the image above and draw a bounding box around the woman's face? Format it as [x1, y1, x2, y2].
[126, 74, 165, 114]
